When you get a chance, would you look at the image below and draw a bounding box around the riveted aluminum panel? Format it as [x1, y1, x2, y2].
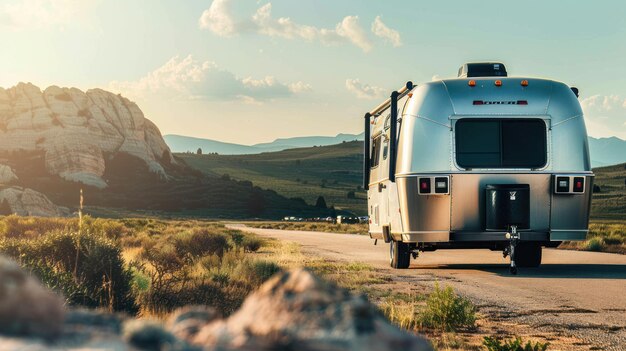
[396, 176, 451, 233]
[550, 176, 593, 230]
[443, 78, 553, 116]
[551, 116, 591, 172]
[396, 117, 452, 174]
[449, 173, 551, 232]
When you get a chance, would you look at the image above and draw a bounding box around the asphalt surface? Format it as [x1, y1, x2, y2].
[228, 224, 626, 350]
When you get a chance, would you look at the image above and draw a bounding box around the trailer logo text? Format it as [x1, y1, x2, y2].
[473, 100, 528, 105]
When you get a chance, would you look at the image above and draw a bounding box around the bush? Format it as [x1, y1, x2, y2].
[234, 260, 281, 286]
[419, 283, 476, 331]
[0, 230, 136, 312]
[242, 236, 263, 252]
[584, 237, 604, 251]
[0, 215, 74, 239]
[483, 336, 549, 351]
[173, 228, 230, 259]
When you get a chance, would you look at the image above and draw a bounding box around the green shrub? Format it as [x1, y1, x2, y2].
[603, 235, 623, 245]
[483, 336, 549, 351]
[0, 230, 136, 312]
[585, 237, 604, 251]
[173, 228, 230, 259]
[419, 283, 476, 331]
[242, 236, 263, 252]
[234, 260, 281, 286]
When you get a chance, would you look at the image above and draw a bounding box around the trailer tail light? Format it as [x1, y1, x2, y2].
[468, 80, 476, 87]
[554, 175, 585, 194]
[521, 80, 529, 87]
[573, 177, 585, 193]
[418, 176, 449, 195]
[495, 80, 502, 87]
[418, 178, 431, 194]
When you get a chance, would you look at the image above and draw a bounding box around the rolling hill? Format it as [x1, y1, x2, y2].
[179, 141, 626, 220]
[177, 141, 366, 215]
[165, 133, 364, 154]
[167, 133, 625, 168]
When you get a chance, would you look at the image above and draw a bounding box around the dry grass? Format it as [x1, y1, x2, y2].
[246, 221, 368, 235]
[0, 216, 279, 317]
[560, 221, 625, 254]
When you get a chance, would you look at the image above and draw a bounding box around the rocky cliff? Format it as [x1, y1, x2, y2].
[0, 83, 173, 189]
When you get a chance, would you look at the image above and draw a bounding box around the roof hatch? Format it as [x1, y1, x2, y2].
[458, 62, 507, 78]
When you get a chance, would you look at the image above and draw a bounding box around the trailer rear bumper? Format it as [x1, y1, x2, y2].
[387, 229, 587, 243]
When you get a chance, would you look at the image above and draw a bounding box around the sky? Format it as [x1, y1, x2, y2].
[1, 0, 626, 144]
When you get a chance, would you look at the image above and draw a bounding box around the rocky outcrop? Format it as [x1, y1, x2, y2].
[0, 187, 67, 217]
[0, 83, 173, 189]
[0, 264, 432, 351]
[0, 165, 17, 184]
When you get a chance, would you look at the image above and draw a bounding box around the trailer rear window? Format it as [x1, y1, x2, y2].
[455, 119, 547, 169]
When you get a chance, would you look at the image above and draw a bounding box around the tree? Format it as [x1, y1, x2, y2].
[196, 148, 202, 155]
[315, 196, 327, 209]
[347, 191, 356, 199]
[247, 191, 266, 216]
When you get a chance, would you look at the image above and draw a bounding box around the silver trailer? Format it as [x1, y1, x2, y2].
[364, 62, 593, 274]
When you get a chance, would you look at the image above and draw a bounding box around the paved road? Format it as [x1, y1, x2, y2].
[228, 224, 626, 350]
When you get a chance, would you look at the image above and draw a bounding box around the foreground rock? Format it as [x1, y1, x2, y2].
[0, 258, 432, 351]
[0, 83, 173, 189]
[192, 269, 432, 350]
[0, 256, 65, 340]
[0, 186, 68, 217]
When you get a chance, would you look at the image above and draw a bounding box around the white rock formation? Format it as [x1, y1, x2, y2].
[0, 187, 67, 217]
[0, 83, 173, 189]
[0, 165, 17, 184]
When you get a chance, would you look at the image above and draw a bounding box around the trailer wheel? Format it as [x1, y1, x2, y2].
[390, 240, 411, 269]
[515, 242, 542, 268]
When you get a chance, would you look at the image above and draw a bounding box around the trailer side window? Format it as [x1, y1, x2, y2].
[455, 119, 547, 169]
[370, 136, 382, 168]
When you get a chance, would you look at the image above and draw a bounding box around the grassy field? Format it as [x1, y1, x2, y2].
[0, 215, 277, 316]
[177, 141, 366, 215]
[179, 141, 625, 221]
[590, 163, 626, 220]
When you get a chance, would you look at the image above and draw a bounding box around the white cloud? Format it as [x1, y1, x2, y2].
[0, 0, 98, 30]
[336, 16, 372, 52]
[199, 0, 375, 52]
[371, 16, 402, 47]
[198, 0, 238, 37]
[109, 55, 310, 102]
[580, 94, 626, 139]
[288, 81, 313, 94]
[345, 79, 385, 99]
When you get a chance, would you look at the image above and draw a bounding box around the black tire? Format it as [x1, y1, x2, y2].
[390, 240, 411, 269]
[515, 242, 542, 268]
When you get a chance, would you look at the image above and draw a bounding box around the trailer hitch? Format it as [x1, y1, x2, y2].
[503, 225, 519, 275]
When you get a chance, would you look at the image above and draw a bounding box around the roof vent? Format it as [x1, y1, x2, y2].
[458, 62, 507, 78]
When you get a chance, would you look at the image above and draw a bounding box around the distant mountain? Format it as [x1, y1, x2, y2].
[588, 136, 626, 168]
[164, 133, 364, 154]
[164, 135, 260, 155]
[167, 133, 625, 167]
[252, 133, 364, 152]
